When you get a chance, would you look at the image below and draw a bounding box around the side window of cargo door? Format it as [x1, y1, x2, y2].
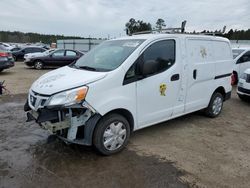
[142, 40, 176, 77]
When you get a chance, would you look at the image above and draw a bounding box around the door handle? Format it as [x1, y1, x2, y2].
[193, 69, 197, 79]
[171, 74, 180, 81]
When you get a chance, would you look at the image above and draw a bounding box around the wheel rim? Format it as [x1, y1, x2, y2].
[103, 121, 127, 151]
[212, 96, 222, 115]
[35, 62, 43, 69]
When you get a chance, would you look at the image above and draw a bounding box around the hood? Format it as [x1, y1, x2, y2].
[31, 66, 107, 95]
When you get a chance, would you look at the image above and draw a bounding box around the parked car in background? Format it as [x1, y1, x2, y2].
[24, 49, 83, 69]
[10, 47, 21, 52]
[0, 49, 14, 72]
[237, 68, 250, 101]
[24, 49, 56, 59]
[0, 42, 14, 51]
[11, 46, 46, 61]
[232, 47, 250, 84]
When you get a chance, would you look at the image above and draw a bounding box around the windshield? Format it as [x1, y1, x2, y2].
[232, 49, 245, 59]
[74, 39, 145, 71]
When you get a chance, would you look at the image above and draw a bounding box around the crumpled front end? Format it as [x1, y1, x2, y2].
[24, 90, 101, 145]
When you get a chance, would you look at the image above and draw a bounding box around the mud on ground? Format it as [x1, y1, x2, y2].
[0, 95, 188, 188]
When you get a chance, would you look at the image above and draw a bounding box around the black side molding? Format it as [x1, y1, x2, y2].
[214, 73, 231, 80]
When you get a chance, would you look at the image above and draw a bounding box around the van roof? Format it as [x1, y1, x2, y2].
[114, 33, 230, 42]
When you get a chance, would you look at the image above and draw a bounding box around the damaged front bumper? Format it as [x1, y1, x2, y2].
[24, 100, 101, 146]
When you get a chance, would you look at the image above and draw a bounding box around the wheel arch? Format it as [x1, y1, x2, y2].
[101, 108, 135, 132]
[213, 86, 226, 100]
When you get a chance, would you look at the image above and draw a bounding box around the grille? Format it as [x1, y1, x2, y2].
[29, 91, 50, 110]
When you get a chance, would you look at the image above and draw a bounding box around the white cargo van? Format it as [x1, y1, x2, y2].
[25, 34, 233, 155]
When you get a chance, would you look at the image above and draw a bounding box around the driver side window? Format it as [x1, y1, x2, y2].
[143, 40, 176, 75]
[123, 40, 176, 85]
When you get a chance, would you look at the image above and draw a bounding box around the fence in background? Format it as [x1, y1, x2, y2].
[57, 39, 105, 52]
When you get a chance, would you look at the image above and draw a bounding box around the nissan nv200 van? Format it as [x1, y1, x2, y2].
[25, 34, 233, 155]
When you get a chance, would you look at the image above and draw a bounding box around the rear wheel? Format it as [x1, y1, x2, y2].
[93, 113, 130, 155]
[12, 55, 16, 61]
[34, 61, 44, 70]
[0, 69, 3, 72]
[205, 92, 224, 118]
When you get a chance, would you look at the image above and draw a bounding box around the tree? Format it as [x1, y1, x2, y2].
[155, 18, 166, 31]
[125, 18, 152, 35]
[125, 18, 138, 35]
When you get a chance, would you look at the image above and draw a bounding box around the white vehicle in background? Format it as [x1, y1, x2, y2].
[232, 47, 250, 84]
[25, 33, 233, 155]
[24, 49, 55, 60]
[0, 42, 14, 51]
[237, 68, 250, 101]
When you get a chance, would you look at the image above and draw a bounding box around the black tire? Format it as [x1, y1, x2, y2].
[205, 92, 224, 118]
[238, 94, 249, 102]
[12, 55, 17, 61]
[34, 60, 44, 70]
[93, 113, 130, 155]
[0, 69, 3, 72]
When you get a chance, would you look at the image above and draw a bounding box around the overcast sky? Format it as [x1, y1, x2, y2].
[0, 0, 249, 38]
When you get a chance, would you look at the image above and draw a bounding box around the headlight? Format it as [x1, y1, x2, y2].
[240, 73, 247, 80]
[47, 86, 88, 106]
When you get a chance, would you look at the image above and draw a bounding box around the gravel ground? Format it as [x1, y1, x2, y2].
[0, 63, 250, 188]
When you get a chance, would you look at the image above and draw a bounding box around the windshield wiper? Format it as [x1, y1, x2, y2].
[78, 66, 97, 71]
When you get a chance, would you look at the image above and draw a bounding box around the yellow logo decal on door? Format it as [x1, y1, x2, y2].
[159, 83, 167, 96]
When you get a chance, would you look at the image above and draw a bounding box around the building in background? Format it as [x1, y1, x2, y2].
[56, 39, 105, 52]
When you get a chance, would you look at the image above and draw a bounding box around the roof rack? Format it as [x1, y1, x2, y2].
[127, 21, 187, 35]
[127, 21, 226, 37]
[198, 26, 226, 36]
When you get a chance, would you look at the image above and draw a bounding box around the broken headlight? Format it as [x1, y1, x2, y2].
[47, 86, 88, 107]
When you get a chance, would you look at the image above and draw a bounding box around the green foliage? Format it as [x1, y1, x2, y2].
[155, 18, 166, 31]
[0, 31, 85, 44]
[223, 29, 250, 40]
[125, 18, 152, 34]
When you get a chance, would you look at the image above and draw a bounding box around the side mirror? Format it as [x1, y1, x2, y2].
[141, 60, 158, 76]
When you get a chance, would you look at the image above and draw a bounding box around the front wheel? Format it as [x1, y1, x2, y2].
[34, 61, 44, 70]
[205, 93, 224, 118]
[93, 113, 130, 155]
[0, 69, 3, 72]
